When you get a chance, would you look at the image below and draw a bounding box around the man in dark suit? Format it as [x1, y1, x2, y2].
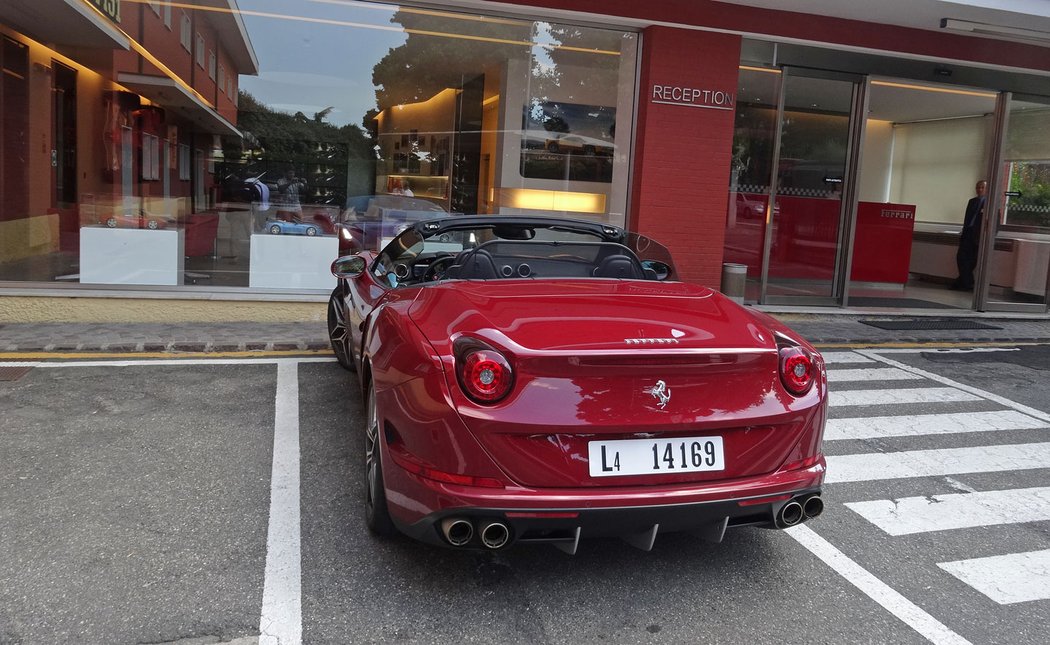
[953, 180, 987, 290]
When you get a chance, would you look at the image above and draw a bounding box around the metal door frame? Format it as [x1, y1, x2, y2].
[759, 67, 868, 306]
[977, 91, 1050, 313]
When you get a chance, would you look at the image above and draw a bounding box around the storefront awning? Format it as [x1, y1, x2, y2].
[0, 0, 129, 51]
[117, 73, 241, 138]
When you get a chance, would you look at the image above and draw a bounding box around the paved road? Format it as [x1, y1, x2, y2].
[1, 347, 1048, 644]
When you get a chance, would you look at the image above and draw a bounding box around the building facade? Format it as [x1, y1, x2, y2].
[0, 0, 1048, 320]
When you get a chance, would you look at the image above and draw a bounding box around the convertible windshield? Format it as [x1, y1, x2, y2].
[371, 218, 675, 288]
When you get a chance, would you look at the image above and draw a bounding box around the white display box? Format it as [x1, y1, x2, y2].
[80, 226, 184, 286]
[249, 233, 338, 290]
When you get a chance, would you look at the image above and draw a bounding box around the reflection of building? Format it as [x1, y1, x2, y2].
[0, 0, 255, 279]
[0, 0, 1049, 319]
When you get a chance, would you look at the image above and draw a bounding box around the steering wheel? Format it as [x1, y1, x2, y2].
[424, 253, 457, 281]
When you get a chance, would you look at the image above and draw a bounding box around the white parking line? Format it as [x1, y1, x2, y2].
[830, 387, 981, 407]
[824, 410, 1048, 441]
[787, 525, 972, 645]
[845, 486, 1050, 535]
[938, 549, 1050, 605]
[260, 360, 303, 645]
[826, 367, 924, 382]
[825, 442, 1050, 484]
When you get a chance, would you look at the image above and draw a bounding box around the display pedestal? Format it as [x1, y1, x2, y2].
[80, 227, 184, 286]
[249, 233, 338, 289]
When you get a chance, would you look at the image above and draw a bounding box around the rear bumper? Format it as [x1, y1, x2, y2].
[384, 455, 825, 549]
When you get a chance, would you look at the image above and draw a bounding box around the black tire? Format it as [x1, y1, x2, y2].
[269, 224, 282, 235]
[106, 218, 117, 228]
[147, 219, 159, 230]
[327, 286, 356, 372]
[547, 141, 560, 153]
[305, 227, 317, 237]
[365, 382, 397, 537]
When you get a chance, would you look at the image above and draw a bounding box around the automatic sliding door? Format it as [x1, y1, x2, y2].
[980, 94, 1050, 312]
[762, 70, 860, 303]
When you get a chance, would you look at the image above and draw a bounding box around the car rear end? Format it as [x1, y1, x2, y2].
[376, 281, 827, 551]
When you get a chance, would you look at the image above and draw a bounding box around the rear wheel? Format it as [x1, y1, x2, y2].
[305, 226, 317, 236]
[327, 286, 355, 372]
[364, 382, 396, 537]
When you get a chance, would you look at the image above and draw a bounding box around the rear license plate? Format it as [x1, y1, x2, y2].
[587, 437, 725, 477]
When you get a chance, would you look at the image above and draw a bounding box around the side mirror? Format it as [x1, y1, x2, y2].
[331, 254, 367, 278]
[641, 260, 672, 281]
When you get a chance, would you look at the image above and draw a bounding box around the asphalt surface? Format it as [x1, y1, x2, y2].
[1, 346, 1048, 644]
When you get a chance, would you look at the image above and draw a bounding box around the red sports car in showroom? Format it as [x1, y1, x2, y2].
[327, 216, 827, 553]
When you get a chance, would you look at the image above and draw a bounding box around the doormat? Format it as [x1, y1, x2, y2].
[849, 297, 958, 309]
[0, 366, 33, 382]
[859, 319, 1002, 331]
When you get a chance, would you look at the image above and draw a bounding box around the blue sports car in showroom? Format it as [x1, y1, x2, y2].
[264, 219, 319, 236]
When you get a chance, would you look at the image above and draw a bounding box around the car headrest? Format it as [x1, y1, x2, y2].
[593, 254, 645, 279]
[454, 248, 498, 280]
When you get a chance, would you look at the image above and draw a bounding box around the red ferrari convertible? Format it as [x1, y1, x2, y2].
[328, 216, 827, 553]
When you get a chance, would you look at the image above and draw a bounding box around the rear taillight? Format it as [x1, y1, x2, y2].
[778, 345, 814, 396]
[456, 344, 514, 404]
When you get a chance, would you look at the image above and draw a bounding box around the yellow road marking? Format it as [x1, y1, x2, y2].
[0, 349, 332, 361]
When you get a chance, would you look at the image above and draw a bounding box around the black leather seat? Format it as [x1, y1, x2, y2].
[592, 254, 645, 279]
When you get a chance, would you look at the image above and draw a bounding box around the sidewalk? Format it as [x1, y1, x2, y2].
[0, 311, 1047, 353]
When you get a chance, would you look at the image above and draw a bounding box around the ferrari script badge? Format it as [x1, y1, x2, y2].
[644, 380, 671, 409]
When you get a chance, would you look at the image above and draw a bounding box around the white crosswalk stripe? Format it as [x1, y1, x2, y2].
[824, 410, 1049, 441]
[820, 351, 875, 364]
[938, 549, 1050, 605]
[830, 387, 982, 407]
[826, 367, 924, 383]
[845, 486, 1050, 535]
[824, 442, 1050, 483]
[813, 348, 1050, 627]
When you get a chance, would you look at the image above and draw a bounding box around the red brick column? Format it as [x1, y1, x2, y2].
[630, 27, 741, 286]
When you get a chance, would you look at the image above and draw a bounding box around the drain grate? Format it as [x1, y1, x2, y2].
[0, 365, 33, 381]
[859, 319, 1002, 331]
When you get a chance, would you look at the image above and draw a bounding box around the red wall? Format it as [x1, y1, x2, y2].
[631, 27, 741, 287]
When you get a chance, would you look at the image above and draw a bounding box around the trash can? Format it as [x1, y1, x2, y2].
[720, 263, 747, 304]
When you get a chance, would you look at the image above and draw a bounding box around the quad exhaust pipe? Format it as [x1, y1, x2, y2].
[776, 494, 823, 528]
[803, 495, 824, 519]
[440, 518, 511, 549]
[440, 518, 474, 547]
[778, 500, 804, 527]
[479, 521, 510, 549]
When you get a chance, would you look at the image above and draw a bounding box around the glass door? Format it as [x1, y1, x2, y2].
[979, 93, 1050, 312]
[761, 68, 865, 304]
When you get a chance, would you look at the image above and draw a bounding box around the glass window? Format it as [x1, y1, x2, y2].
[0, 1, 637, 291]
[1003, 102, 1050, 230]
[180, 13, 191, 51]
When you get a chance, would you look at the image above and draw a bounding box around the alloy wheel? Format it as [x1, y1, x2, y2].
[327, 287, 355, 371]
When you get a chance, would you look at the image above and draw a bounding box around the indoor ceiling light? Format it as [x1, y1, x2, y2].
[940, 18, 1050, 45]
